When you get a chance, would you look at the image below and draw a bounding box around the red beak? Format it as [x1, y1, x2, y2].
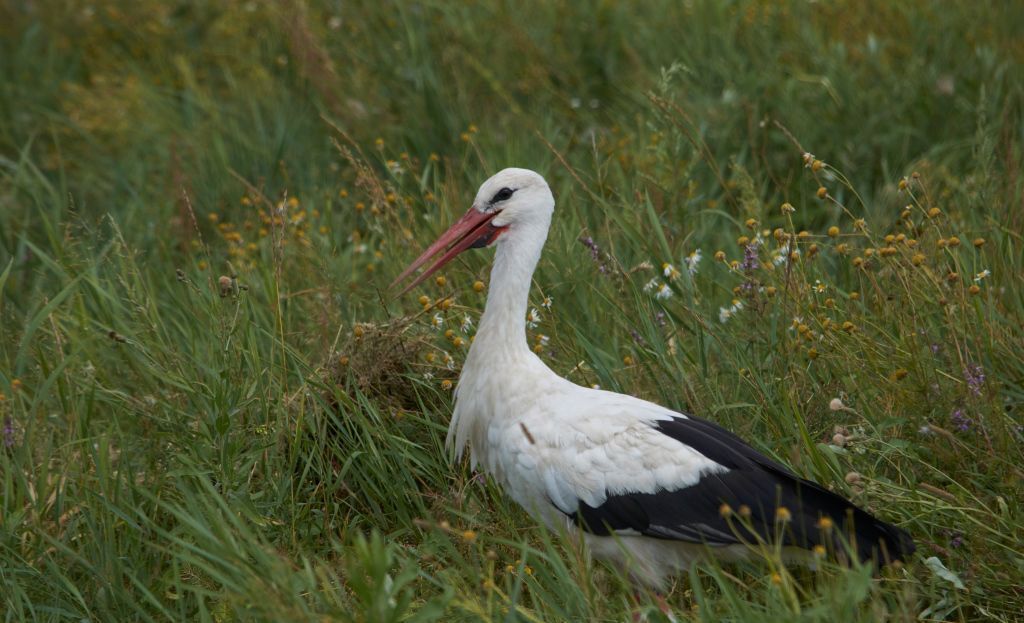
[391, 207, 505, 295]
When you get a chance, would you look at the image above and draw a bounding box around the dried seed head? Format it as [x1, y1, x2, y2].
[218, 275, 233, 297]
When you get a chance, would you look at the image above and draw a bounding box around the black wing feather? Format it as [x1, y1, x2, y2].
[566, 415, 914, 563]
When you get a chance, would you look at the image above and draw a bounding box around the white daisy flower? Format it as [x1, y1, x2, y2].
[431, 313, 444, 330]
[643, 278, 659, 293]
[683, 249, 702, 275]
[460, 315, 474, 333]
[662, 263, 681, 280]
[655, 283, 673, 300]
[719, 307, 733, 323]
[541, 296, 554, 309]
[526, 308, 542, 329]
[974, 269, 991, 282]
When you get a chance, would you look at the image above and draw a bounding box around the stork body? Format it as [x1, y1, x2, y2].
[395, 168, 914, 587]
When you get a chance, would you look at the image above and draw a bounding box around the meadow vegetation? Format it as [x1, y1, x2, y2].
[1, 1, 1022, 621]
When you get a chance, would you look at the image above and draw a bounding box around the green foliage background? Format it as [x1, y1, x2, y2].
[1, 1, 1022, 621]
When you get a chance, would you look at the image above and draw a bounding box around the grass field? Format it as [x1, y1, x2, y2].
[2, 1, 1023, 621]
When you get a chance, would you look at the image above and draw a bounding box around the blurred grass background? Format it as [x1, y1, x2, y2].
[1, 0, 1022, 621]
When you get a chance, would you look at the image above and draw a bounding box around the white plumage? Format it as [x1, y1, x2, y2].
[394, 168, 913, 587]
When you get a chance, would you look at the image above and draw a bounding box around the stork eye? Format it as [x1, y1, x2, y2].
[491, 187, 515, 204]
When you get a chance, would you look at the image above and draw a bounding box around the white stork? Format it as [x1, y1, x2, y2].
[393, 168, 914, 587]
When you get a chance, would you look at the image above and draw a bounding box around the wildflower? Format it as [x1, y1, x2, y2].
[950, 408, 972, 432]
[813, 544, 827, 557]
[968, 284, 981, 295]
[623, 355, 634, 366]
[353, 326, 365, 338]
[811, 159, 824, 172]
[772, 250, 787, 266]
[461, 529, 477, 542]
[718, 307, 733, 323]
[526, 308, 542, 329]
[541, 296, 553, 309]
[473, 280, 486, 292]
[775, 507, 792, 523]
[435, 276, 446, 287]
[537, 334, 550, 346]
[912, 253, 925, 266]
[813, 280, 826, 294]
[963, 363, 985, 396]
[714, 250, 726, 262]
[928, 207, 941, 218]
[740, 243, 759, 272]
[643, 278, 659, 293]
[816, 517, 834, 531]
[432, 313, 445, 330]
[2, 417, 13, 448]
[781, 202, 796, 214]
[829, 398, 845, 411]
[418, 295, 430, 306]
[662, 262, 681, 280]
[802, 152, 815, 166]
[461, 315, 474, 333]
[579, 236, 609, 274]
[683, 249, 702, 275]
[441, 379, 453, 390]
[974, 269, 990, 282]
[827, 226, 839, 238]
[948, 236, 961, 247]
[654, 283, 672, 300]
[765, 286, 777, 297]
[719, 503, 733, 518]
[973, 237, 986, 248]
[816, 187, 827, 199]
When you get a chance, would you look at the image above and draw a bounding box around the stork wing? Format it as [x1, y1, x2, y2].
[506, 396, 913, 562]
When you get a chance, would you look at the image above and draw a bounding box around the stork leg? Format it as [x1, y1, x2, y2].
[631, 591, 677, 623]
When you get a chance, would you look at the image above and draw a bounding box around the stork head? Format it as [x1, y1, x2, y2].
[392, 168, 554, 293]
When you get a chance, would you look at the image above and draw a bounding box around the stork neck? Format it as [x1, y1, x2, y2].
[476, 221, 548, 355]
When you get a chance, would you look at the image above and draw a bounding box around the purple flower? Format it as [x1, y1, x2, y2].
[579, 236, 609, 274]
[630, 329, 646, 346]
[963, 363, 985, 396]
[2, 417, 13, 448]
[946, 528, 962, 549]
[930, 343, 940, 355]
[740, 243, 760, 272]
[654, 311, 667, 327]
[950, 408, 972, 432]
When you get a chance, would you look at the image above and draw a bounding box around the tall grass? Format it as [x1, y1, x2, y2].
[2, 1, 1022, 621]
